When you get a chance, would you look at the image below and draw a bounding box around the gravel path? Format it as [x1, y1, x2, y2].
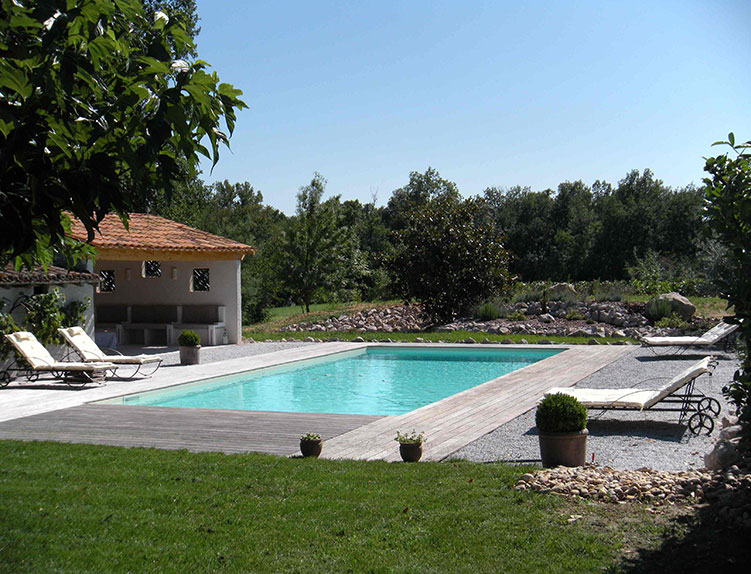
[121, 341, 738, 471]
[450, 346, 739, 471]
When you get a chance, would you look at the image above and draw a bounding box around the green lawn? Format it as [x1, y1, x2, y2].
[0, 441, 677, 573]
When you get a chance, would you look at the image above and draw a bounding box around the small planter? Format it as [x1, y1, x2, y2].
[398, 442, 423, 463]
[538, 429, 588, 468]
[179, 345, 201, 365]
[300, 438, 323, 458]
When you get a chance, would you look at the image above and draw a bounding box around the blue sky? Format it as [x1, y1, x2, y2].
[194, 1, 750, 214]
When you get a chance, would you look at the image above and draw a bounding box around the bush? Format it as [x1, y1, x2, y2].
[565, 310, 585, 321]
[535, 393, 587, 433]
[475, 302, 500, 321]
[177, 330, 200, 347]
[655, 313, 689, 329]
[645, 298, 674, 322]
[506, 310, 526, 322]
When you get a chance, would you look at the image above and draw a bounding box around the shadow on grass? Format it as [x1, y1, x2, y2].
[609, 488, 751, 573]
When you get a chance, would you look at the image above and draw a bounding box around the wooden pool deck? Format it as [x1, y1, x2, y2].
[0, 343, 634, 461]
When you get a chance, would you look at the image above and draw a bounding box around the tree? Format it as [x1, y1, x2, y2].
[389, 196, 513, 324]
[382, 167, 461, 231]
[0, 0, 246, 267]
[704, 133, 751, 437]
[278, 174, 361, 313]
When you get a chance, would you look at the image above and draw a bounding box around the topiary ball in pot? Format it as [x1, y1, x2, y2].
[178, 330, 201, 365]
[536, 393, 588, 468]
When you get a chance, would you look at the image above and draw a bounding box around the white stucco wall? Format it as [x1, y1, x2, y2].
[92, 259, 242, 344]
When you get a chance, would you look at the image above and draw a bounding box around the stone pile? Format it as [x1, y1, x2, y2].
[515, 459, 751, 527]
[705, 415, 744, 470]
[281, 306, 429, 334]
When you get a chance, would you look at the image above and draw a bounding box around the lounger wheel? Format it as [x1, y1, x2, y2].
[26, 372, 39, 383]
[0, 370, 10, 387]
[698, 397, 721, 417]
[688, 412, 714, 436]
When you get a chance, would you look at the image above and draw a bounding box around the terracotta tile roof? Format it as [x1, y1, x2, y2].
[0, 264, 99, 287]
[68, 213, 256, 255]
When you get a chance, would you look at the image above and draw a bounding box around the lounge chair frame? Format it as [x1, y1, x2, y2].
[58, 327, 162, 379]
[546, 358, 720, 435]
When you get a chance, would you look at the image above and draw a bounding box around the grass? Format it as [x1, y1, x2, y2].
[0, 440, 688, 573]
[243, 329, 636, 345]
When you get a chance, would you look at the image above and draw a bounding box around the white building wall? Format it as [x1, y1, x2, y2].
[92, 259, 242, 344]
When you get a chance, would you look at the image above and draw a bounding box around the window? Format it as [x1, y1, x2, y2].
[191, 268, 210, 292]
[143, 260, 161, 278]
[98, 270, 115, 292]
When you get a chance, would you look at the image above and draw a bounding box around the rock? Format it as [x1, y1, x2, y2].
[720, 425, 743, 440]
[352, 336, 365, 343]
[587, 338, 600, 345]
[501, 339, 513, 344]
[704, 440, 741, 470]
[464, 337, 477, 344]
[537, 339, 552, 345]
[646, 292, 696, 320]
[304, 336, 315, 342]
[539, 313, 554, 323]
[721, 415, 739, 428]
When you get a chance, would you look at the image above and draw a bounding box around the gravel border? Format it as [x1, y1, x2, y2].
[449, 346, 739, 471]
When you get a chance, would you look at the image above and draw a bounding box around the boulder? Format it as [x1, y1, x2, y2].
[704, 440, 741, 471]
[646, 292, 696, 320]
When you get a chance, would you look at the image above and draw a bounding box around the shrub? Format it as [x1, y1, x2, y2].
[565, 310, 585, 321]
[177, 330, 200, 347]
[535, 393, 587, 433]
[475, 302, 500, 321]
[506, 310, 526, 321]
[646, 298, 674, 322]
[655, 313, 689, 329]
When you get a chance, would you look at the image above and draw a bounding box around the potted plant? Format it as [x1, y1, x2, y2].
[177, 330, 201, 365]
[536, 393, 588, 468]
[300, 433, 322, 458]
[395, 430, 425, 462]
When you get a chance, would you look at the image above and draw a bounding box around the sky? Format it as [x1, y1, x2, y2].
[193, 0, 751, 214]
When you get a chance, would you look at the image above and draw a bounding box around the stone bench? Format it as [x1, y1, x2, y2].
[95, 304, 226, 346]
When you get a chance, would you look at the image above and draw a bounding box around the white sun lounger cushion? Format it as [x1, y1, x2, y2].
[5, 332, 114, 372]
[642, 323, 737, 346]
[546, 357, 713, 411]
[59, 327, 160, 365]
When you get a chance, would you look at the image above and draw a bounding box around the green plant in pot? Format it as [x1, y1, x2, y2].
[395, 430, 425, 462]
[536, 393, 588, 468]
[177, 330, 201, 365]
[300, 432, 322, 458]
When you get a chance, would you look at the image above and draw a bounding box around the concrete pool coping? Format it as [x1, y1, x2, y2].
[0, 343, 635, 460]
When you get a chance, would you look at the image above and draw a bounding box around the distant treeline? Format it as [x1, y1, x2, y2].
[145, 167, 721, 321]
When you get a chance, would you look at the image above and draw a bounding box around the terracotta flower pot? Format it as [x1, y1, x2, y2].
[179, 345, 201, 365]
[399, 442, 423, 462]
[538, 429, 588, 468]
[300, 438, 323, 458]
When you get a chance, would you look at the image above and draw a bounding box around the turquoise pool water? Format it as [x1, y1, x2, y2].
[108, 347, 561, 416]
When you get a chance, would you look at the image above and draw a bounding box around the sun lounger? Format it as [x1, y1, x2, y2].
[2, 331, 114, 387]
[641, 322, 738, 354]
[544, 356, 720, 434]
[58, 326, 162, 379]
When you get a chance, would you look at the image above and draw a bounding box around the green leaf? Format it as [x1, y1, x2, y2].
[728, 132, 735, 146]
[0, 65, 32, 99]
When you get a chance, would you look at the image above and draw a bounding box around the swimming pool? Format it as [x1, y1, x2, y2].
[104, 347, 561, 416]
